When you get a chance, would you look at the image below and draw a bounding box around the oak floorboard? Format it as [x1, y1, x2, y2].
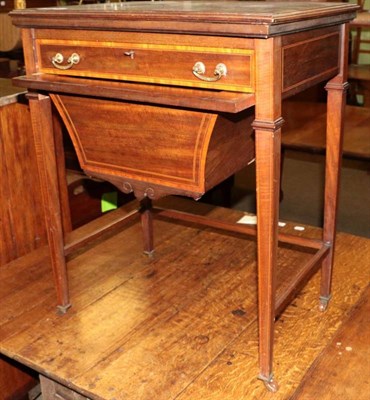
[0, 199, 369, 400]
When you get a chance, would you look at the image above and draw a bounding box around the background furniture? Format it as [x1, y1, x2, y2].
[351, 0, 370, 63]
[0, 78, 44, 400]
[349, 0, 370, 105]
[279, 100, 370, 203]
[282, 101, 370, 161]
[0, 0, 57, 78]
[0, 79, 47, 265]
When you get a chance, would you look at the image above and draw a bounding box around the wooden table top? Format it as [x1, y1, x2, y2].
[0, 198, 369, 400]
[10, 1, 359, 36]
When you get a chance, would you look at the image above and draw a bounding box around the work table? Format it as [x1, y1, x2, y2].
[9, 1, 358, 397]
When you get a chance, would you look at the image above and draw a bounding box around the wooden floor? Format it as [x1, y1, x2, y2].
[0, 199, 369, 400]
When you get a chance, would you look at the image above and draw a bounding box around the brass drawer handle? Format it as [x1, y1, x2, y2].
[192, 61, 227, 82]
[51, 52, 80, 70]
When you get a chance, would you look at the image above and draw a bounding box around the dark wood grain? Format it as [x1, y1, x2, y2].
[282, 29, 339, 92]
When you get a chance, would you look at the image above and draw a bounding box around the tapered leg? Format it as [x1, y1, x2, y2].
[28, 92, 70, 313]
[279, 147, 286, 202]
[254, 123, 282, 392]
[253, 36, 283, 391]
[52, 111, 73, 236]
[320, 24, 350, 311]
[140, 197, 154, 255]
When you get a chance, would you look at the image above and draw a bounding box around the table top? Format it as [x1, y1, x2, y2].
[0, 198, 368, 400]
[10, 1, 359, 37]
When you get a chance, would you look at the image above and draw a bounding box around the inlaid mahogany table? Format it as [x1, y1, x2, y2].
[10, 1, 358, 392]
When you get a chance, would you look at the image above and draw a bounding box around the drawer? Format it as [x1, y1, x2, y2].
[51, 93, 255, 200]
[36, 38, 255, 93]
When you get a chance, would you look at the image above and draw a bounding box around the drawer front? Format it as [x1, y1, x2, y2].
[51, 93, 218, 193]
[282, 27, 340, 95]
[50, 93, 254, 199]
[36, 39, 254, 93]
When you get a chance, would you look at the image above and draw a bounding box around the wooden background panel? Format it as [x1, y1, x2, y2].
[0, 355, 37, 400]
[0, 102, 47, 265]
[0, 97, 47, 400]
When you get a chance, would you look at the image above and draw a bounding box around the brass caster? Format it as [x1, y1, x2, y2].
[264, 378, 279, 393]
[56, 303, 72, 315]
[143, 250, 155, 257]
[319, 295, 332, 312]
[258, 374, 279, 393]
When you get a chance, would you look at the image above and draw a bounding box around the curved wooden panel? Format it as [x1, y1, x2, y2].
[51, 94, 217, 195]
[50, 94, 255, 199]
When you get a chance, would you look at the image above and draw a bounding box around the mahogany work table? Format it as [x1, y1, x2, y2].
[10, 1, 358, 393]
